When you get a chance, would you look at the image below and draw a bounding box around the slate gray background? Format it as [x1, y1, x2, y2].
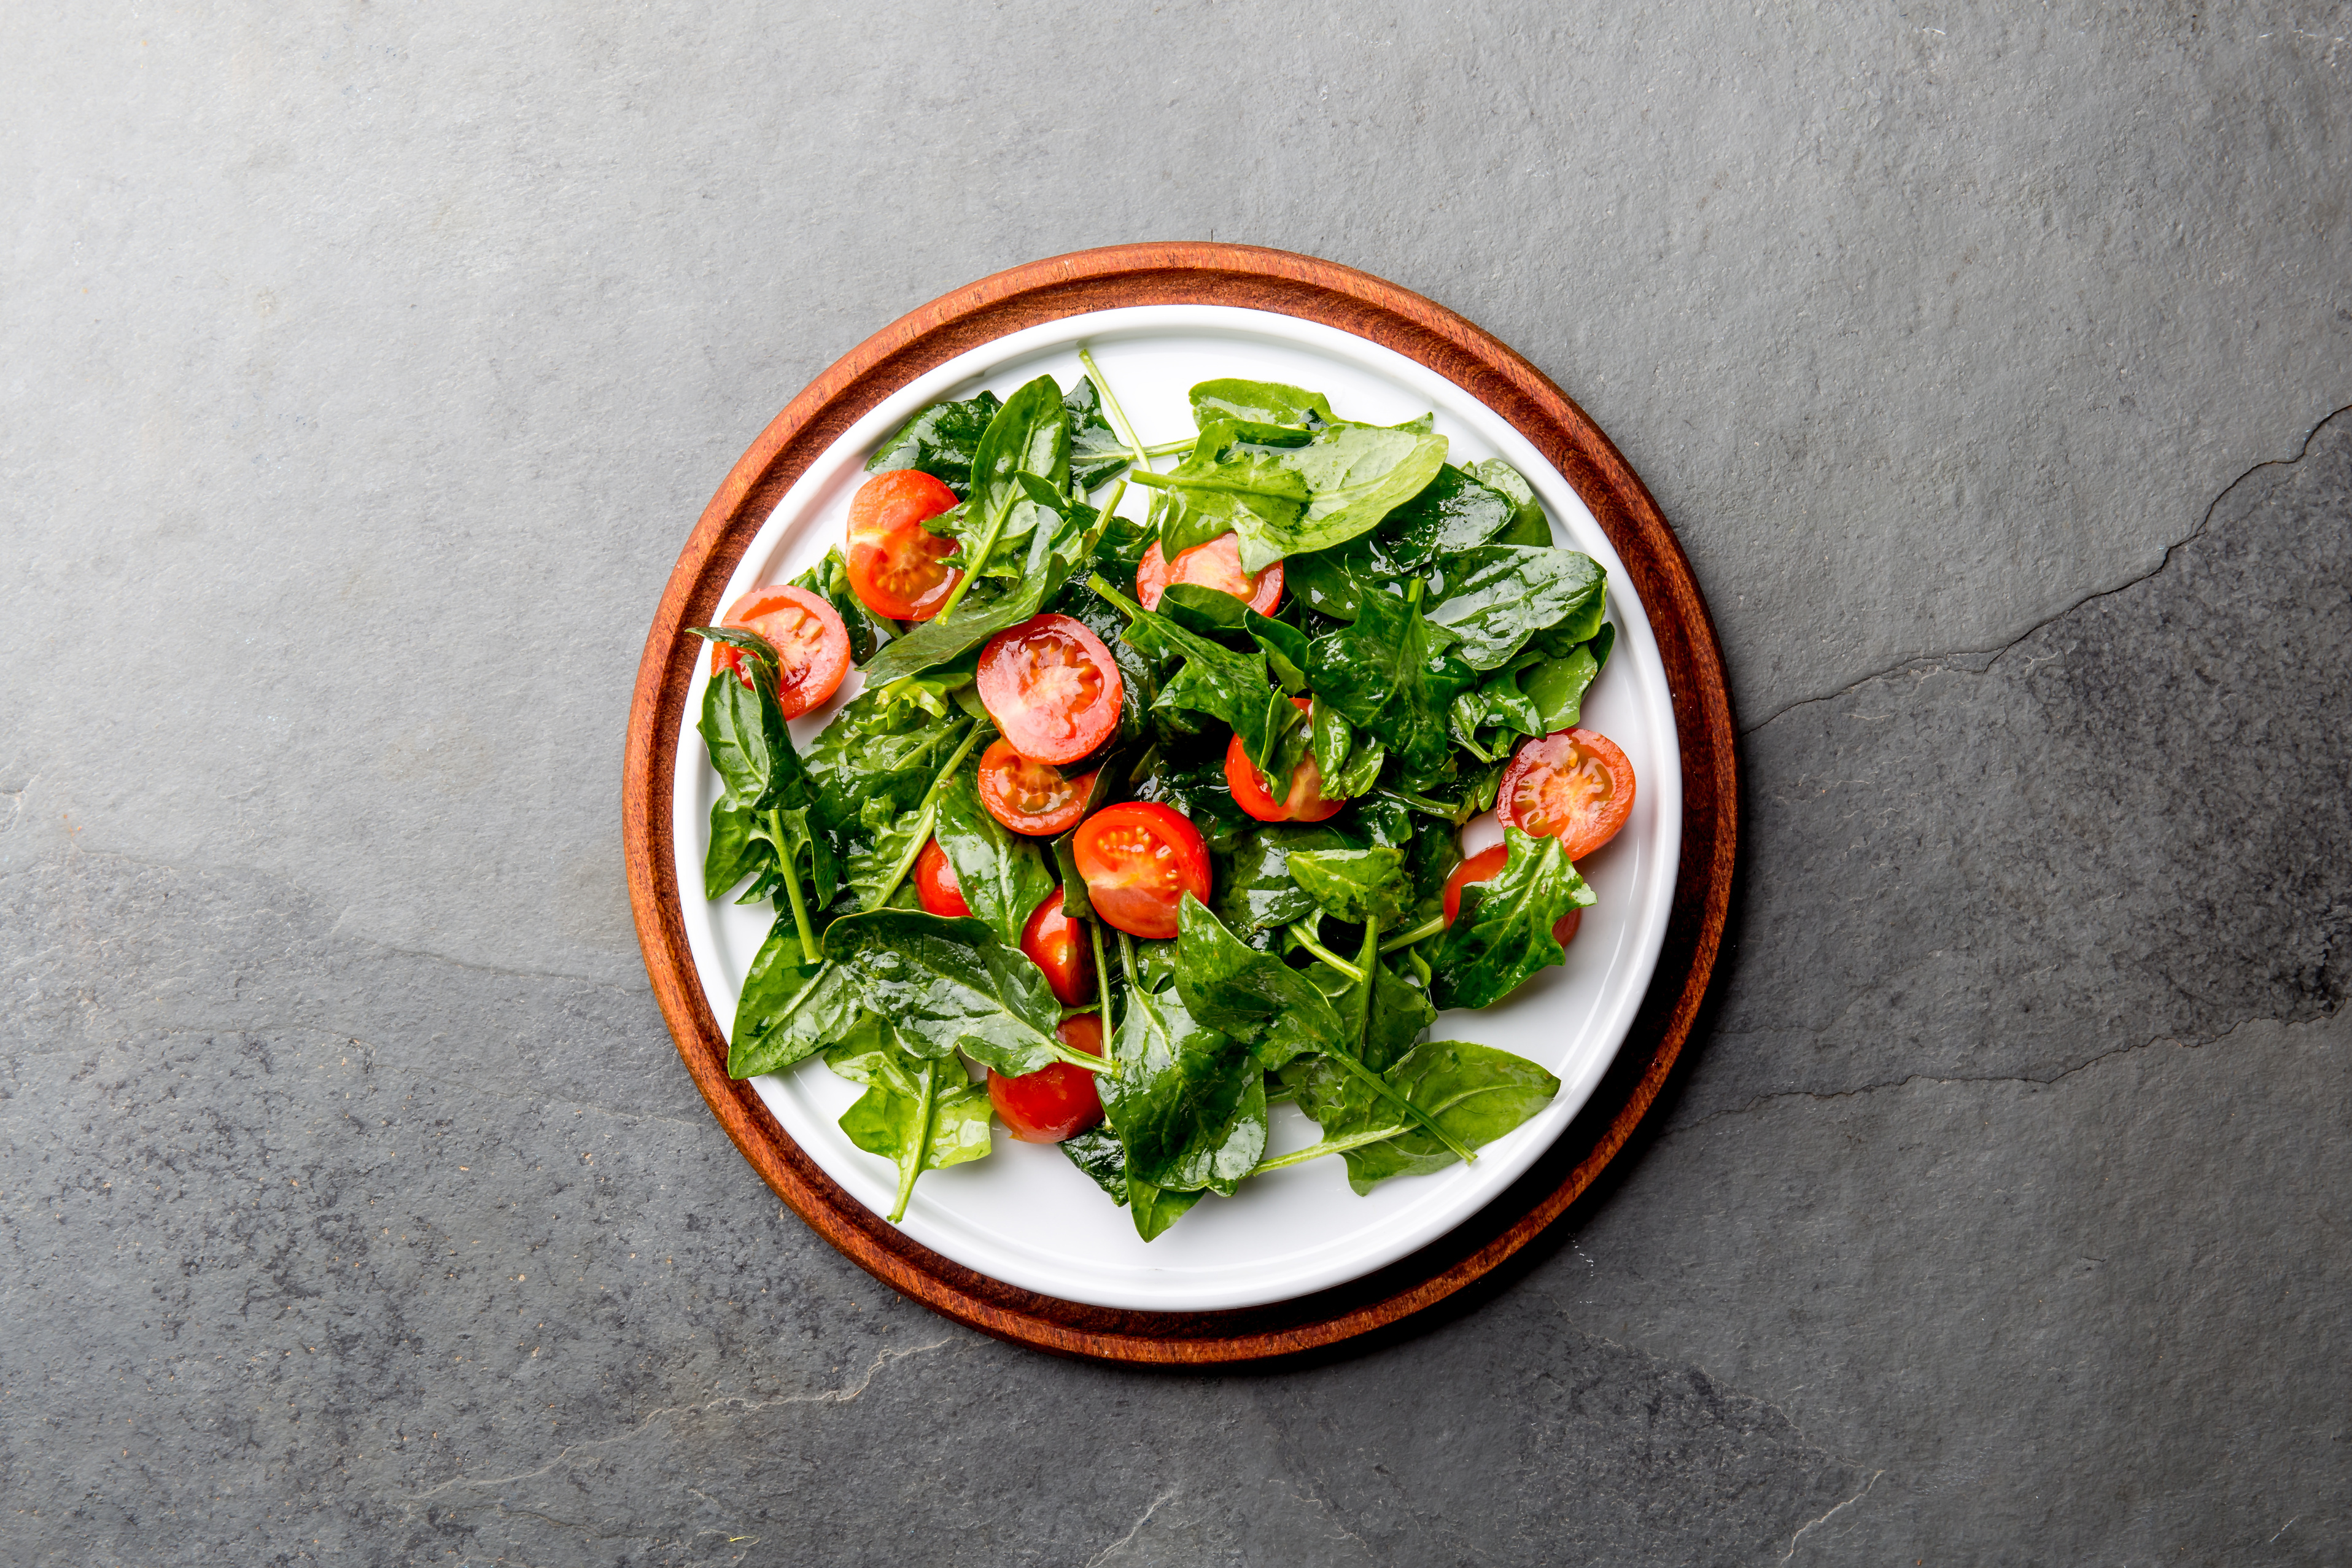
[4, 2, 2347, 1563]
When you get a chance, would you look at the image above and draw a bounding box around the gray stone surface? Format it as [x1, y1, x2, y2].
[3, 4, 2348, 1564]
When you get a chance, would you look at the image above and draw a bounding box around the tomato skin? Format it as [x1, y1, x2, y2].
[845, 470, 960, 621]
[976, 613, 1124, 766]
[1495, 728, 1637, 861]
[1020, 888, 1095, 1005]
[975, 739, 1096, 837]
[988, 1015, 1105, 1144]
[1224, 696, 1345, 823]
[711, 584, 852, 719]
[1071, 802, 1213, 940]
[912, 837, 970, 918]
[1135, 534, 1284, 616]
[1443, 844, 1582, 945]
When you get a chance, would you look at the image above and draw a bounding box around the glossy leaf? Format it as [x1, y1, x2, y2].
[1330, 1038, 1561, 1193]
[824, 909, 1069, 1078]
[1215, 820, 1362, 933]
[1304, 588, 1454, 787]
[1429, 828, 1596, 1009]
[866, 390, 1003, 497]
[1173, 893, 1341, 1070]
[1467, 458, 1555, 546]
[1097, 980, 1267, 1195]
[839, 1043, 994, 1220]
[1374, 464, 1517, 572]
[692, 635, 811, 812]
[1286, 845, 1413, 926]
[1424, 545, 1606, 670]
[1064, 376, 1134, 491]
[1188, 378, 1333, 430]
[931, 772, 1058, 950]
[728, 918, 863, 1079]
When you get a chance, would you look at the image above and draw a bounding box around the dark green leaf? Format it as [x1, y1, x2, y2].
[1365, 947, 1438, 1071]
[1304, 589, 1453, 786]
[1331, 1038, 1560, 1193]
[839, 1043, 994, 1218]
[824, 909, 1068, 1077]
[792, 546, 895, 664]
[1148, 420, 1311, 561]
[705, 798, 767, 902]
[1127, 1178, 1204, 1240]
[859, 552, 1071, 684]
[1468, 458, 1554, 546]
[1287, 846, 1413, 926]
[1114, 589, 1303, 776]
[932, 772, 1057, 950]
[963, 375, 1072, 563]
[1214, 820, 1362, 933]
[866, 390, 1003, 497]
[803, 694, 973, 837]
[1097, 982, 1266, 1195]
[1059, 1123, 1130, 1204]
[1064, 377, 1133, 491]
[1425, 545, 1606, 670]
[1159, 417, 1451, 573]
[693, 644, 810, 812]
[1517, 644, 1602, 734]
[1429, 828, 1595, 1009]
[1188, 378, 1333, 430]
[728, 918, 862, 1079]
[1173, 894, 1341, 1070]
[1375, 464, 1517, 572]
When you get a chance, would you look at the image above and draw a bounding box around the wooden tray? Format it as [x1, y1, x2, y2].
[623, 244, 1737, 1364]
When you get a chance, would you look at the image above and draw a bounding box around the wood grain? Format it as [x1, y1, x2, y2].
[622, 244, 1738, 1364]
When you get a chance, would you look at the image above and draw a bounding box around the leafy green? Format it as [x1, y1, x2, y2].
[802, 692, 972, 837]
[954, 375, 1071, 573]
[1127, 1178, 1205, 1240]
[1147, 416, 1450, 573]
[1325, 1039, 1561, 1193]
[823, 909, 1071, 1079]
[1189, 378, 1332, 430]
[728, 919, 864, 1079]
[931, 772, 1056, 950]
[858, 542, 1072, 684]
[866, 390, 1003, 497]
[1424, 545, 1605, 670]
[1059, 1123, 1130, 1203]
[1305, 588, 1456, 788]
[705, 798, 766, 902]
[1430, 828, 1596, 1009]
[1366, 947, 1438, 1069]
[1064, 376, 1133, 491]
[691, 637, 811, 812]
[1286, 846, 1413, 926]
[839, 1040, 994, 1221]
[1374, 464, 1518, 572]
[792, 546, 896, 664]
[1097, 980, 1266, 1195]
[1104, 579, 1303, 777]
[1214, 820, 1362, 933]
[1468, 458, 1555, 546]
[1173, 894, 1341, 1071]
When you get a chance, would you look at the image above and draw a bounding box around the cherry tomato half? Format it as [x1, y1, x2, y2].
[845, 470, 960, 621]
[988, 1014, 1105, 1144]
[976, 613, 1124, 767]
[1443, 844, 1582, 945]
[1225, 696, 1345, 824]
[1072, 802, 1212, 940]
[1135, 533, 1284, 616]
[710, 584, 851, 719]
[912, 837, 969, 918]
[1020, 888, 1095, 1006]
[1495, 728, 1637, 861]
[976, 739, 1096, 837]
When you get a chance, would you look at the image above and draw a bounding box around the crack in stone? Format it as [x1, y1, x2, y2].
[1741, 402, 2352, 736]
[1084, 1485, 1182, 1568]
[1781, 1467, 1883, 1562]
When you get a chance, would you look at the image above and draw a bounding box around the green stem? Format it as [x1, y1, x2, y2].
[1251, 1124, 1409, 1175]
[1091, 917, 1114, 1041]
[767, 809, 820, 959]
[1354, 917, 1380, 1046]
[1140, 437, 1195, 458]
[1380, 914, 1446, 953]
[1047, 1040, 1117, 1076]
[1077, 344, 1150, 470]
[931, 508, 1003, 623]
[861, 722, 985, 912]
[1123, 470, 1292, 500]
[1082, 478, 1128, 556]
[1289, 922, 1365, 983]
[889, 1058, 935, 1222]
[1086, 573, 1147, 619]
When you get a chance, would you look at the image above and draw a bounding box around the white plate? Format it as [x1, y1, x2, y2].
[672, 306, 1681, 1311]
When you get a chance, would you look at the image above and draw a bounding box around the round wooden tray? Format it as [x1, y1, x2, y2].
[623, 243, 1737, 1364]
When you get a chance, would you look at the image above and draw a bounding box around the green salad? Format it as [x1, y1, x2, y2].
[689, 352, 1632, 1239]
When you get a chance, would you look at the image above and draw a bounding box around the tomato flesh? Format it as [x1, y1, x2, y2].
[1443, 844, 1581, 945]
[846, 470, 961, 621]
[912, 837, 969, 918]
[1020, 888, 1095, 1005]
[976, 739, 1096, 837]
[1135, 534, 1284, 616]
[1224, 696, 1344, 823]
[976, 613, 1124, 767]
[711, 584, 852, 719]
[1071, 802, 1213, 940]
[988, 1014, 1105, 1144]
[1496, 728, 1637, 861]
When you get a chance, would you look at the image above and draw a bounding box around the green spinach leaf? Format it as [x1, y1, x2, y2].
[1189, 378, 1333, 430]
[824, 909, 1071, 1078]
[1304, 588, 1454, 787]
[866, 390, 1003, 497]
[1173, 894, 1341, 1070]
[1064, 376, 1133, 491]
[728, 918, 863, 1079]
[839, 1040, 994, 1221]
[1286, 845, 1414, 926]
[1424, 545, 1605, 670]
[1468, 458, 1555, 546]
[1375, 464, 1516, 571]
[692, 635, 812, 812]
[932, 771, 1056, 950]
[1097, 981, 1267, 1195]
[1151, 416, 1450, 573]
[1429, 828, 1595, 1009]
[1214, 820, 1362, 933]
[1329, 1038, 1560, 1193]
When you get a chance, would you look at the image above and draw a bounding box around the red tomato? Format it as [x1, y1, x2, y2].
[1443, 844, 1582, 945]
[988, 1014, 1105, 1144]
[912, 837, 969, 918]
[1071, 802, 1212, 939]
[1224, 696, 1345, 824]
[975, 739, 1096, 837]
[1135, 534, 1284, 616]
[976, 614, 1124, 766]
[1020, 888, 1095, 1006]
[1496, 728, 1637, 861]
[845, 470, 961, 621]
[710, 584, 851, 719]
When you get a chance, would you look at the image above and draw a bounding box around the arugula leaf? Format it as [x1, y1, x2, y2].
[932, 771, 1057, 950]
[1327, 1038, 1561, 1193]
[1064, 376, 1133, 491]
[866, 390, 1003, 498]
[1096, 980, 1267, 1196]
[1424, 545, 1606, 670]
[1468, 458, 1555, 546]
[1287, 846, 1414, 926]
[1147, 416, 1450, 573]
[1189, 378, 1333, 430]
[839, 1039, 994, 1221]
[824, 909, 1074, 1078]
[1173, 894, 1341, 1071]
[728, 918, 863, 1079]
[1214, 820, 1362, 933]
[1429, 828, 1596, 1009]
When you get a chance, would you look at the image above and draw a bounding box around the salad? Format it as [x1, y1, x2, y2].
[690, 352, 1634, 1240]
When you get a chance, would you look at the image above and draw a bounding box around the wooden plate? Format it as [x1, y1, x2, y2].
[623, 243, 1737, 1364]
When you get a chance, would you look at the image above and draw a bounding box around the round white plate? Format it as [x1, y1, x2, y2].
[672, 305, 1682, 1311]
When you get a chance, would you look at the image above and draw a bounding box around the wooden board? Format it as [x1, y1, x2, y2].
[622, 244, 1737, 1364]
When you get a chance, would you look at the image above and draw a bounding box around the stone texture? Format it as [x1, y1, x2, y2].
[3, 3, 2348, 1563]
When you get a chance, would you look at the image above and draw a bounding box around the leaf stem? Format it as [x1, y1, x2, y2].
[1086, 573, 1147, 619]
[890, 1058, 934, 1222]
[1250, 1124, 1408, 1174]
[767, 809, 820, 959]
[1047, 1041, 1117, 1076]
[1140, 437, 1195, 458]
[1289, 923, 1365, 983]
[1122, 470, 1294, 499]
[1091, 918, 1114, 1041]
[1380, 914, 1447, 953]
[1077, 344, 1150, 471]
[863, 721, 985, 912]
[1354, 917, 1380, 1047]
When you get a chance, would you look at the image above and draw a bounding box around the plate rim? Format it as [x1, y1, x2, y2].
[622, 242, 1739, 1364]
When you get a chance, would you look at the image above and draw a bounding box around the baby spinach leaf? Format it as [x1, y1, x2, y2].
[1157, 580, 1252, 637]
[1305, 589, 1453, 786]
[859, 550, 1072, 684]
[1059, 1123, 1130, 1203]
[959, 375, 1071, 570]
[1430, 828, 1596, 1009]
[1517, 642, 1602, 734]
[1097, 982, 1267, 1195]
[1189, 378, 1333, 430]
[1469, 458, 1555, 546]
[803, 693, 972, 836]
[692, 637, 812, 812]
[933, 771, 1057, 950]
[818, 1011, 898, 1083]
[1330, 1039, 1561, 1193]
[1127, 1178, 1205, 1240]
[1375, 464, 1517, 572]
[1365, 947, 1438, 1071]
[866, 389, 1003, 497]
[1248, 611, 1311, 694]
[824, 909, 1069, 1078]
[1147, 421, 1312, 561]
[729, 918, 863, 1079]
[1173, 894, 1341, 1070]
[1106, 581, 1303, 776]
[1287, 846, 1414, 926]
[1425, 545, 1606, 670]
[705, 798, 767, 901]
[839, 1041, 994, 1221]
[1148, 413, 1449, 572]
[1215, 821, 1361, 933]
[1064, 376, 1133, 492]
[1309, 699, 1354, 788]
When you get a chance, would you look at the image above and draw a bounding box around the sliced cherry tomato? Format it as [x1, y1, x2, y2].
[976, 739, 1096, 837]
[710, 584, 851, 719]
[845, 470, 960, 621]
[1020, 888, 1095, 1006]
[912, 837, 969, 918]
[1496, 727, 1637, 861]
[976, 613, 1124, 767]
[1135, 533, 1284, 616]
[1224, 696, 1345, 824]
[1071, 802, 1212, 940]
[1443, 844, 1582, 945]
[987, 1014, 1104, 1144]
